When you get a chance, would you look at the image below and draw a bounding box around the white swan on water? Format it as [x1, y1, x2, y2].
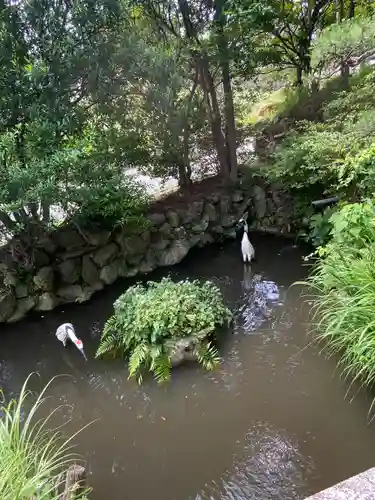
[238, 213, 255, 263]
[55, 323, 87, 360]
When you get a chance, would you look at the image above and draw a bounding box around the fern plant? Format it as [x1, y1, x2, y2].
[96, 277, 232, 383]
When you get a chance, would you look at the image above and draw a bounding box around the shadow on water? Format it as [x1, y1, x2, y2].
[1, 234, 375, 499]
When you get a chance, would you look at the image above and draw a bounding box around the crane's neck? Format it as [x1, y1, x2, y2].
[66, 325, 79, 343]
[243, 232, 251, 245]
[243, 222, 249, 234]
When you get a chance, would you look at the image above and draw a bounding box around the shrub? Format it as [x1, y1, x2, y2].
[96, 277, 232, 383]
[0, 374, 89, 500]
[300, 205, 338, 247]
[74, 172, 149, 231]
[303, 202, 375, 390]
[323, 201, 375, 253]
[267, 67, 375, 197]
[269, 108, 375, 196]
[339, 141, 375, 197]
[323, 70, 375, 121]
[269, 122, 347, 192]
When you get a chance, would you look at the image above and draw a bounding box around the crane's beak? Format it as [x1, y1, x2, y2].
[79, 348, 88, 361]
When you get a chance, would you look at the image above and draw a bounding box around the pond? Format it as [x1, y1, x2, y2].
[1, 234, 375, 500]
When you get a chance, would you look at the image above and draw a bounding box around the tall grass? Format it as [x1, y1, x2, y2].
[0, 373, 89, 500]
[305, 206, 375, 392]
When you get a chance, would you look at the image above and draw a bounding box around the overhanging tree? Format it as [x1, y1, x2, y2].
[228, 0, 334, 86]
[139, 0, 239, 181]
[0, 0, 125, 240]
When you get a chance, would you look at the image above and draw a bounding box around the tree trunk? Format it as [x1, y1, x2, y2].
[28, 203, 39, 220]
[177, 158, 191, 192]
[42, 201, 50, 223]
[223, 63, 237, 181]
[337, 0, 350, 88]
[177, 0, 229, 178]
[197, 58, 229, 177]
[295, 65, 303, 86]
[182, 126, 192, 184]
[349, 0, 355, 18]
[215, 0, 237, 181]
[178, 73, 196, 191]
[296, 34, 312, 86]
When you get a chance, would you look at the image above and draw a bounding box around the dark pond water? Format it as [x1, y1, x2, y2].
[1, 235, 375, 500]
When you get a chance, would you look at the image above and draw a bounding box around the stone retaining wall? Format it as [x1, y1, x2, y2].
[305, 467, 375, 499]
[0, 176, 295, 323]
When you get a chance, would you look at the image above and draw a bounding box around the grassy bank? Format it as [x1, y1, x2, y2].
[248, 66, 375, 202]
[302, 201, 375, 392]
[0, 374, 89, 500]
[247, 65, 375, 393]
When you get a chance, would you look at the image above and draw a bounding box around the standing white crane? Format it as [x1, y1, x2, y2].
[238, 212, 255, 263]
[55, 323, 87, 361]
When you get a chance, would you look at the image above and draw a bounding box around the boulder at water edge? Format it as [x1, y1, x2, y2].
[0, 289, 16, 322]
[252, 185, 267, 219]
[33, 267, 54, 292]
[56, 285, 84, 303]
[36, 292, 58, 311]
[157, 239, 190, 266]
[100, 260, 123, 285]
[7, 296, 36, 323]
[82, 255, 100, 286]
[58, 258, 81, 284]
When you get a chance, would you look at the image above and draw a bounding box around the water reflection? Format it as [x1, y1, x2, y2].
[236, 267, 284, 334]
[195, 424, 314, 500]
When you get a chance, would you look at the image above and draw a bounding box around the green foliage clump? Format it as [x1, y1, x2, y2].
[338, 141, 375, 197]
[311, 15, 375, 75]
[304, 201, 375, 390]
[323, 69, 375, 120]
[0, 123, 150, 231]
[96, 277, 232, 383]
[268, 68, 375, 198]
[269, 122, 346, 192]
[0, 374, 89, 500]
[300, 205, 338, 248]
